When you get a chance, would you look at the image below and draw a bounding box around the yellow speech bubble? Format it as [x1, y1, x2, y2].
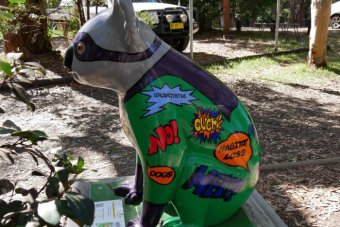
[214, 132, 252, 170]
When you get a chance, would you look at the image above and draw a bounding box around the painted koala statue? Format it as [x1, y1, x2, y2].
[64, 0, 260, 226]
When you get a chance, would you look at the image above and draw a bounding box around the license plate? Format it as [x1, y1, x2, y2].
[170, 22, 184, 30]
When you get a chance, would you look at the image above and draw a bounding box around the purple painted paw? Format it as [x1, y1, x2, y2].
[114, 184, 142, 205]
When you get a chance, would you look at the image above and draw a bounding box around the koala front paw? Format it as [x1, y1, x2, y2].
[113, 184, 131, 197]
[114, 184, 142, 205]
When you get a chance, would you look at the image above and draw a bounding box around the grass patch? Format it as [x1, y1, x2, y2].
[207, 51, 340, 86]
[236, 31, 309, 52]
[48, 29, 64, 38]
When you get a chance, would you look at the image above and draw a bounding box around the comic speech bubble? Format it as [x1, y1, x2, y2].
[147, 166, 175, 185]
[142, 85, 196, 117]
[214, 132, 252, 170]
[193, 108, 223, 144]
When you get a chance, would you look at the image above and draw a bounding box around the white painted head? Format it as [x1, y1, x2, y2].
[64, 0, 170, 94]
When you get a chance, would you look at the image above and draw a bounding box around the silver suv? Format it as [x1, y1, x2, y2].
[330, 1, 340, 29]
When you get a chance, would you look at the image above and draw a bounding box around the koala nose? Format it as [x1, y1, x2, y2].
[64, 45, 73, 71]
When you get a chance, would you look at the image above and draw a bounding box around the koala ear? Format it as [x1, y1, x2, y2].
[112, 0, 138, 45]
[112, 0, 136, 29]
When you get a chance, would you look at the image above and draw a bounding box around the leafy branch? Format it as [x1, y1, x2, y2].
[0, 52, 46, 111]
[0, 120, 94, 226]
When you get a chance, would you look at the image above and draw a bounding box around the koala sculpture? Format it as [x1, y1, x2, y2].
[64, 0, 260, 226]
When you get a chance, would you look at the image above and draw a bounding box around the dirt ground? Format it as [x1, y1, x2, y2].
[0, 29, 339, 226]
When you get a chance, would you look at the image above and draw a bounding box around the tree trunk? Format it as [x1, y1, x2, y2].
[298, 0, 305, 25]
[289, 0, 297, 23]
[86, 0, 90, 21]
[3, 0, 53, 59]
[223, 0, 230, 34]
[76, 0, 86, 25]
[0, 0, 8, 6]
[308, 0, 331, 68]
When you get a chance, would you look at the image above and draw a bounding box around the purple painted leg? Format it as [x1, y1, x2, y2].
[127, 201, 166, 227]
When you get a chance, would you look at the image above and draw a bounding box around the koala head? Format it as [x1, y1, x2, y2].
[64, 0, 170, 94]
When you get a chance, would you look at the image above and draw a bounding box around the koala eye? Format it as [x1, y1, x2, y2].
[76, 41, 86, 55]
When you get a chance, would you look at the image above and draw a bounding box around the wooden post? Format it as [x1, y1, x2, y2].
[275, 0, 280, 51]
[189, 0, 193, 59]
[223, 0, 230, 35]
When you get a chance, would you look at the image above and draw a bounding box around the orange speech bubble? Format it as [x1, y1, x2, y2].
[147, 166, 175, 185]
[214, 132, 252, 170]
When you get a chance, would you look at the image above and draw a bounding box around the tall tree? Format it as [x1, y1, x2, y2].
[75, 0, 86, 25]
[1, 0, 52, 59]
[223, 0, 230, 34]
[298, 0, 305, 24]
[308, 0, 331, 68]
[289, 0, 297, 22]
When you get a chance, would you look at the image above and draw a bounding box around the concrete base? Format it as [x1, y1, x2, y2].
[68, 176, 287, 227]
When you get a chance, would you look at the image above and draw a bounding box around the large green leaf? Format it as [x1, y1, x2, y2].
[0, 179, 14, 195]
[0, 61, 12, 76]
[6, 200, 23, 213]
[0, 128, 16, 134]
[68, 156, 86, 174]
[37, 200, 63, 226]
[11, 130, 48, 144]
[64, 192, 94, 226]
[76, 156, 85, 170]
[31, 130, 48, 138]
[8, 0, 26, 4]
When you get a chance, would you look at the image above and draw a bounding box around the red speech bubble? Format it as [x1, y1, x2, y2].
[214, 132, 252, 170]
[147, 166, 175, 185]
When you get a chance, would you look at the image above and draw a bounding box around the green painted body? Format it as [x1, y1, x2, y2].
[122, 75, 260, 226]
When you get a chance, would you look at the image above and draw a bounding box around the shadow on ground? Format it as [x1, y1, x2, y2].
[232, 80, 339, 164]
[42, 74, 339, 226]
[257, 164, 340, 226]
[231, 80, 339, 226]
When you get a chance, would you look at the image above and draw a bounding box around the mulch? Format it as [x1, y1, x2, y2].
[1, 29, 339, 226]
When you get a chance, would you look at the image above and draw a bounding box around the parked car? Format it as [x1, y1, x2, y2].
[132, 0, 199, 51]
[330, 1, 340, 29]
[47, 0, 199, 52]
